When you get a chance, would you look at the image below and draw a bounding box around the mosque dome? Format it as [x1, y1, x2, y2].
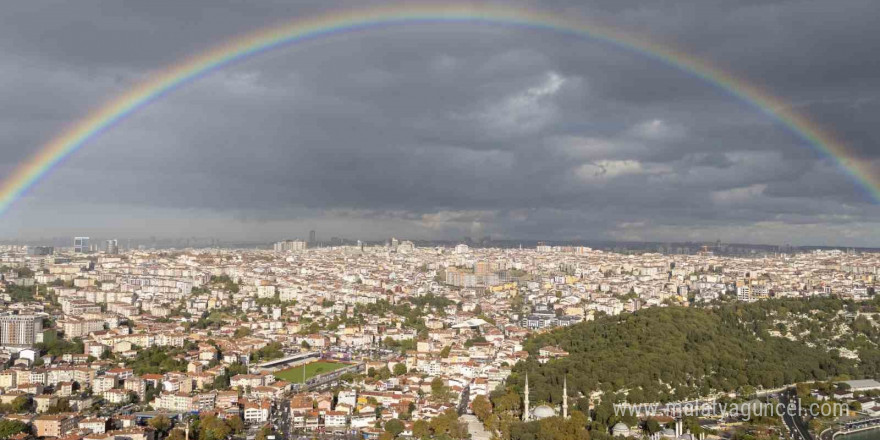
[532, 405, 556, 419]
[661, 429, 677, 438]
[612, 422, 631, 437]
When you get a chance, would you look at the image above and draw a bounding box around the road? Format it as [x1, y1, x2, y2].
[272, 400, 292, 440]
[780, 388, 813, 440]
[458, 384, 470, 415]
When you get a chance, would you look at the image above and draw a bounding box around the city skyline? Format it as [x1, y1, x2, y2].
[7, 233, 880, 253]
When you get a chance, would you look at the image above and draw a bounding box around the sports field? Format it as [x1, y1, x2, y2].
[274, 361, 348, 383]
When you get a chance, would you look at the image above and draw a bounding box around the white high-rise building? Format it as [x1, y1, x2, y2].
[0, 314, 43, 347]
[273, 240, 307, 253]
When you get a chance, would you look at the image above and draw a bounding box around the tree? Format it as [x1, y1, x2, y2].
[251, 342, 284, 362]
[430, 377, 451, 403]
[431, 377, 445, 393]
[534, 411, 590, 440]
[9, 396, 32, 413]
[198, 415, 232, 440]
[464, 336, 487, 348]
[36, 337, 84, 357]
[149, 415, 172, 434]
[128, 391, 141, 404]
[385, 419, 405, 438]
[645, 418, 662, 435]
[398, 339, 416, 353]
[377, 367, 392, 380]
[233, 327, 251, 338]
[412, 420, 431, 439]
[473, 395, 493, 423]
[439, 345, 452, 357]
[124, 346, 188, 375]
[796, 383, 812, 398]
[492, 391, 522, 416]
[166, 429, 186, 440]
[46, 398, 71, 414]
[226, 416, 244, 434]
[429, 409, 468, 439]
[211, 374, 230, 390]
[0, 420, 28, 439]
[393, 363, 408, 376]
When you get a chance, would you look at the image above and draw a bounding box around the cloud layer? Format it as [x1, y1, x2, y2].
[0, 0, 878, 245]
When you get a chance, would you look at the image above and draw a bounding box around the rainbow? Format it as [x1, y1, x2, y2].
[1, 3, 877, 216]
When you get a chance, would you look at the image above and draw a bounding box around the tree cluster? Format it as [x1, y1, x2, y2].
[514, 299, 868, 407]
[0, 420, 28, 439]
[125, 346, 188, 375]
[411, 409, 468, 439]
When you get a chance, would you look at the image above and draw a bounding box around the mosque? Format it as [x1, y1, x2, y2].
[611, 414, 707, 440]
[522, 375, 705, 440]
[522, 375, 569, 421]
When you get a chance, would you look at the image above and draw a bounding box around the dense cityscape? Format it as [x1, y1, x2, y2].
[0, 237, 878, 440]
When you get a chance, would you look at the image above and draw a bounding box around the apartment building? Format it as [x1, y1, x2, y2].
[0, 314, 43, 347]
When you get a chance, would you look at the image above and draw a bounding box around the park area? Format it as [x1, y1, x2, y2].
[274, 360, 349, 384]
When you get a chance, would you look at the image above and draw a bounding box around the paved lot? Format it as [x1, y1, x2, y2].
[462, 414, 492, 440]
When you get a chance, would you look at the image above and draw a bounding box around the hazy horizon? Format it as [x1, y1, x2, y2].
[1, 0, 879, 246]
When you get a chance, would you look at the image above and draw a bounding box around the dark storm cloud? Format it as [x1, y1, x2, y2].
[0, 0, 878, 245]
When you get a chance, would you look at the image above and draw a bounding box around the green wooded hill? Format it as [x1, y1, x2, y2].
[511, 298, 879, 405]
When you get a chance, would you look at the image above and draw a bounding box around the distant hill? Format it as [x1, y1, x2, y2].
[511, 297, 880, 405]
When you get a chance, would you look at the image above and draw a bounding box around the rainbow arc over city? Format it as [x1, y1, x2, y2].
[1, 3, 877, 215]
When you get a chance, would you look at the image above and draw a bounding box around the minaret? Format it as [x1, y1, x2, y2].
[523, 374, 530, 422]
[563, 376, 568, 419]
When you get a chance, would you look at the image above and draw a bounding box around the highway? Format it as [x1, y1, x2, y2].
[780, 388, 813, 440]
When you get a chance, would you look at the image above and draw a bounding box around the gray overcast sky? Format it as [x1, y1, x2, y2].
[1, 0, 878, 245]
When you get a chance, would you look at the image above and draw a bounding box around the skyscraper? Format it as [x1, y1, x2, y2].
[74, 237, 90, 253]
[105, 239, 119, 255]
[309, 230, 316, 244]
